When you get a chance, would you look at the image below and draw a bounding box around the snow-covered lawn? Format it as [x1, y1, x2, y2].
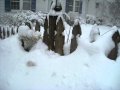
[0, 24, 120, 90]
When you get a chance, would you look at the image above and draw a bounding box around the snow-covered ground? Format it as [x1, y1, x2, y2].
[0, 24, 120, 90]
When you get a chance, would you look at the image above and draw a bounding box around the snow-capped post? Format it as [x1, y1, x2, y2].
[0, 26, 2, 39]
[2, 27, 6, 39]
[7, 27, 10, 37]
[89, 24, 100, 43]
[70, 19, 82, 53]
[11, 27, 15, 35]
[55, 17, 65, 55]
[16, 26, 19, 33]
[35, 20, 40, 32]
[108, 30, 120, 60]
[43, 17, 49, 47]
[46, 0, 62, 51]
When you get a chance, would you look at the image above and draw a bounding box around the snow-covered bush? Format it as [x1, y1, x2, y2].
[86, 15, 96, 24]
[89, 24, 100, 43]
[86, 15, 103, 25]
[18, 25, 41, 51]
[0, 11, 46, 26]
[96, 18, 103, 25]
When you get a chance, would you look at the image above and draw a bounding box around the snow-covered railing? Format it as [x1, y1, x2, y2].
[0, 25, 18, 39]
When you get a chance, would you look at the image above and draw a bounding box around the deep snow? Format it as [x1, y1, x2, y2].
[0, 24, 120, 90]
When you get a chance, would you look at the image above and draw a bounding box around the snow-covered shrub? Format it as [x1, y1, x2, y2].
[18, 25, 41, 51]
[66, 12, 80, 26]
[86, 15, 96, 24]
[89, 24, 100, 43]
[0, 11, 46, 26]
[86, 15, 103, 25]
[78, 17, 86, 24]
[96, 18, 103, 25]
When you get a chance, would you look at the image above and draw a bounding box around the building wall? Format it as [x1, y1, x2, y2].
[61, 0, 66, 12]
[36, 0, 49, 13]
[0, 0, 5, 14]
[81, 0, 88, 18]
[87, 0, 96, 17]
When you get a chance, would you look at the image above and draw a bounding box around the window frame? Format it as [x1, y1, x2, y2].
[23, 0, 31, 10]
[74, 0, 82, 14]
[75, 0, 80, 12]
[11, 0, 20, 10]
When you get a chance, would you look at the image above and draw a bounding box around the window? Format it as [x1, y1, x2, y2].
[96, 2, 99, 8]
[23, 0, 31, 10]
[79, 1, 82, 14]
[75, 0, 82, 14]
[66, 0, 73, 13]
[75, 1, 80, 12]
[68, 0, 73, 11]
[11, 0, 20, 10]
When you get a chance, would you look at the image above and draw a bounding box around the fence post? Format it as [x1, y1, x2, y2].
[7, 27, 10, 37]
[43, 17, 49, 47]
[3, 27, 6, 39]
[35, 20, 40, 32]
[11, 27, 15, 35]
[0, 26, 2, 39]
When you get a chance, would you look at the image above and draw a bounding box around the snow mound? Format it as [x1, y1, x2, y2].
[0, 24, 120, 90]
